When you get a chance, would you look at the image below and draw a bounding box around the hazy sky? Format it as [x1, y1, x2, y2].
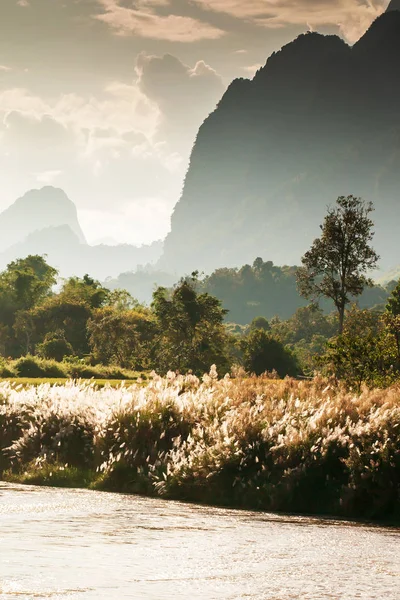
[0, 0, 389, 246]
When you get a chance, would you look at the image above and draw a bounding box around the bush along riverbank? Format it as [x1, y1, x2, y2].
[1, 370, 399, 521]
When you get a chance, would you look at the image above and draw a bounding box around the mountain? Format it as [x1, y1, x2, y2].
[0, 223, 164, 280]
[162, 8, 400, 274]
[387, 0, 400, 11]
[0, 187, 164, 279]
[0, 187, 86, 252]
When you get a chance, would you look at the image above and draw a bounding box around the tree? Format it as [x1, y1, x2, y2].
[320, 307, 397, 389]
[60, 274, 108, 309]
[297, 196, 379, 333]
[386, 279, 400, 317]
[249, 316, 270, 332]
[24, 297, 93, 357]
[0, 255, 57, 312]
[87, 307, 156, 369]
[383, 279, 400, 370]
[152, 274, 230, 374]
[105, 289, 141, 311]
[271, 303, 337, 346]
[241, 329, 299, 378]
[37, 330, 74, 362]
[0, 255, 58, 356]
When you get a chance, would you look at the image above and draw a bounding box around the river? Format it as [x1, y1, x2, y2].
[0, 483, 398, 599]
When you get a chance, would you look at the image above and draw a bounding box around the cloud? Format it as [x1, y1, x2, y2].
[192, 0, 387, 43]
[0, 88, 50, 117]
[0, 65, 12, 72]
[95, 0, 225, 42]
[135, 52, 225, 150]
[0, 78, 191, 243]
[1, 110, 72, 165]
[36, 170, 63, 184]
[0, 45, 226, 245]
[78, 197, 173, 246]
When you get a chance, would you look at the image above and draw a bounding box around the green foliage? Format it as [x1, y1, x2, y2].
[14, 356, 68, 378]
[0, 357, 17, 378]
[241, 329, 299, 377]
[4, 464, 95, 489]
[320, 307, 398, 388]
[60, 274, 108, 309]
[249, 316, 270, 331]
[152, 274, 231, 374]
[0, 356, 144, 381]
[0, 253, 396, 387]
[297, 196, 379, 332]
[386, 279, 400, 316]
[105, 288, 141, 311]
[37, 330, 74, 362]
[0, 255, 58, 356]
[269, 304, 338, 375]
[204, 258, 306, 324]
[271, 304, 337, 345]
[0, 255, 57, 311]
[21, 298, 92, 357]
[87, 306, 156, 369]
[202, 256, 387, 327]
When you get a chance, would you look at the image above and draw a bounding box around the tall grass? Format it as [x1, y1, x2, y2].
[1, 371, 399, 520]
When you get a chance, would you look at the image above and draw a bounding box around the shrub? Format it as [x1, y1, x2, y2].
[37, 331, 74, 362]
[65, 361, 139, 380]
[0, 359, 17, 378]
[241, 329, 299, 377]
[14, 356, 68, 378]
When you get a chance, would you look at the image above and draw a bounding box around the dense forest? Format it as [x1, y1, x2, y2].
[105, 257, 391, 323]
[0, 251, 399, 387]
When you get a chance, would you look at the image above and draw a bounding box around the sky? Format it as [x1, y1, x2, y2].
[0, 0, 389, 246]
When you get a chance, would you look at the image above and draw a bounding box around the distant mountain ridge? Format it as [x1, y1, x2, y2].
[0, 187, 163, 279]
[162, 7, 400, 274]
[0, 187, 86, 252]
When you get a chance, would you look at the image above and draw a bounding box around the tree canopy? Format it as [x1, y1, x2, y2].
[297, 196, 379, 332]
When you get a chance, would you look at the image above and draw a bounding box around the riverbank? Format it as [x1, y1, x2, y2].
[1, 372, 399, 521]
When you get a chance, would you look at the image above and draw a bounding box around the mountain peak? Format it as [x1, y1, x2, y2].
[387, 0, 400, 11]
[0, 187, 87, 252]
[162, 8, 400, 274]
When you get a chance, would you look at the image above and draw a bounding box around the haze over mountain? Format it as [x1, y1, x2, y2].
[1, 0, 391, 251]
[162, 6, 400, 274]
[0, 187, 163, 279]
[0, 187, 86, 252]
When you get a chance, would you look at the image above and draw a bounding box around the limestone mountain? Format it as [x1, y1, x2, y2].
[0, 222, 164, 280]
[0, 187, 86, 252]
[387, 0, 400, 11]
[0, 187, 163, 279]
[162, 8, 400, 274]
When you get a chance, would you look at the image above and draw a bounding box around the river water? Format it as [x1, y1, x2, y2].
[0, 483, 398, 599]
